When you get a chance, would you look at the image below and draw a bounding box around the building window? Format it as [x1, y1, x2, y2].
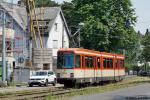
[53, 40, 58, 49]
[46, 21, 49, 25]
[55, 23, 58, 31]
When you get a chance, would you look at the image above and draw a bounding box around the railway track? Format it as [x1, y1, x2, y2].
[0, 87, 78, 100]
[0, 76, 142, 100]
[0, 81, 123, 100]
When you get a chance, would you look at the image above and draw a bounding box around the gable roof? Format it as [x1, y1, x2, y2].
[0, 1, 70, 37]
[0, 1, 27, 31]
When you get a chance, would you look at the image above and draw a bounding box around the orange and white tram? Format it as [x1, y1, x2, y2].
[56, 48, 125, 86]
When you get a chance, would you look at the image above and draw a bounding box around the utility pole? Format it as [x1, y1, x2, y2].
[2, 9, 6, 82]
[71, 22, 84, 48]
[79, 28, 80, 47]
[78, 22, 84, 48]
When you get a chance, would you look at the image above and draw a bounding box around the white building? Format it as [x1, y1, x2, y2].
[33, 7, 70, 70]
[31, 7, 70, 70]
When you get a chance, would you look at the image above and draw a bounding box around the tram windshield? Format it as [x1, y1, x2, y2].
[57, 52, 74, 69]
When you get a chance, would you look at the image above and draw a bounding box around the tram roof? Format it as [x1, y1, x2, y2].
[58, 48, 125, 58]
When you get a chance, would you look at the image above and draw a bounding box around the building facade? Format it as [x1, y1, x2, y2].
[0, 1, 70, 74]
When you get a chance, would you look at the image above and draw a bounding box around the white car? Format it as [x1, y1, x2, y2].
[28, 70, 56, 87]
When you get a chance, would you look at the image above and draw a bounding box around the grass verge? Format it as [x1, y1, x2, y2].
[46, 76, 150, 100]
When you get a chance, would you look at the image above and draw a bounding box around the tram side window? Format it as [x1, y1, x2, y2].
[97, 57, 100, 68]
[82, 56, 84, 68]
[107, 58, 113, 68]
[110, 59, 113, 68]
[122, 60, 124, 68]
[120, 60, 124, 68]
[85, 56, 89, 68]
[75, 55, 80, 68]
[115, 60, 118, 68]
[85, 56, 93, 68]
[103, 58, 107, 68]
[89, 57, 93, 68]
[119, 60, 121, 68]
[117, 60, 120, 68]
[107, 59, 109, 68]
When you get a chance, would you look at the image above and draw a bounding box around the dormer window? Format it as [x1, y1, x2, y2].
[55, 23, 58, 31]
[53, 40, 58, 49]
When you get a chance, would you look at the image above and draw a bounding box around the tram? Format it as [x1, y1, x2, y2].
[56, 48, 125, 87]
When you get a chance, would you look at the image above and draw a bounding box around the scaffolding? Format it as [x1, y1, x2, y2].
[0, 0, 26, 63]
[24, 0, 43, 48]
[23, 0, 53, 70]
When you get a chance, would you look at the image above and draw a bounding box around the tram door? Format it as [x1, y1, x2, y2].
[115, 58, 120, 81]
[82, 56, 85, 83]
[94, 57, 97, 83]
[113, 57, 116, 81]
[96, 57, 101, 83]
[114, 57, 117, 81]
[118, 59, 120, 80]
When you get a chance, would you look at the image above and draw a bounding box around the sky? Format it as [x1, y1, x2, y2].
[5, 0, 150, 34]
[132, 0, 150, 34]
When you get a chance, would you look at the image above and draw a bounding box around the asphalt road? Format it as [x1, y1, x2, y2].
[69, 83, 150, 100]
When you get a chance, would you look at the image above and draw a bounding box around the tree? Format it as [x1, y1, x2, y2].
[61, 0, 140, 70]
[64, 0, 138, 52]
[34, 0, 59, 7]
[141, 30, 150, 62]
[145, 29, 150, 36]
[137, 30, 150, 71]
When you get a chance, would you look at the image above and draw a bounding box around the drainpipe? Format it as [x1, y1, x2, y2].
[2, 9, 6, 82]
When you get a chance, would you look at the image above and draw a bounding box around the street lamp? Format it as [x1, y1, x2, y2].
[78, 22, 85, 27]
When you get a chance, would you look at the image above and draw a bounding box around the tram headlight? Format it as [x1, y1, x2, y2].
[70, 73, 74, 78]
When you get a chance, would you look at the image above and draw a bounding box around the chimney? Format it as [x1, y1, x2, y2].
[18, 0, 25, 6]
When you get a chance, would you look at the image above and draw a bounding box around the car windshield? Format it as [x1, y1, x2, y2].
[34, 71, 48, 76]
[57, 52, 74, 69]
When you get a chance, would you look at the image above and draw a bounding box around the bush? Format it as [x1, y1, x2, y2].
[0, 81, 7, 87]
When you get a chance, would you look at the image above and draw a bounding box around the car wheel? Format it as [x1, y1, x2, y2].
[29, 84, 33, 87]
[52, 79, 57, 86]
[44, 79, 48, 87]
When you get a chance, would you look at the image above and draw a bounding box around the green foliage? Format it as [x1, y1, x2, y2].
[61, 0, 140, 70]
[62, 0, 138, 52]
[35, 0, 59, 7]
[141, 30, 150, 62]
[0, 81, 7, 87]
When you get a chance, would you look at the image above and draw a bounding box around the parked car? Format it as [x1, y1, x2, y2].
[138, 70, 150, 76]
[28, 70, 56, 87]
